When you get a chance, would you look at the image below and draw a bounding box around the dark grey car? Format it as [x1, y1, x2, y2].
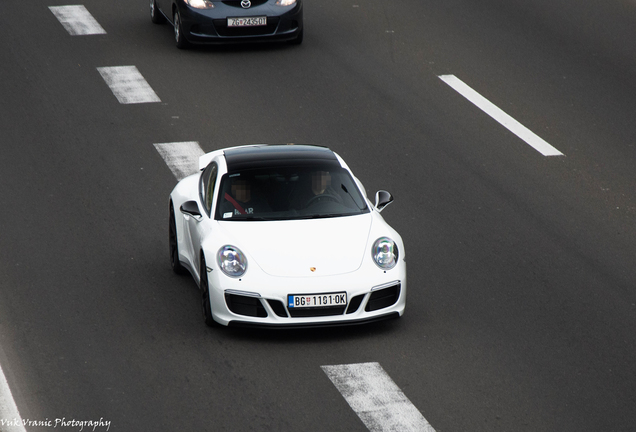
[151, 0, 303, 48]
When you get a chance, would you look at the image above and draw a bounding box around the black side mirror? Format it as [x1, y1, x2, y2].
[374, 190, 394, 213]
[180, 201, 202, 217]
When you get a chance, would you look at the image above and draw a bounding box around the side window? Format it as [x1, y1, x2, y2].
[200, 162, 218, 215]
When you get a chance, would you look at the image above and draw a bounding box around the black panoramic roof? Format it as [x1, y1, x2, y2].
[223, 145, 341, 172]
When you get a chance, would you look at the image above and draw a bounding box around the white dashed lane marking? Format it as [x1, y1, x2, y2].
[322, 362, 437, 432]
[49, 5, 106, 36]
[0, 363, 27, 432]
[439, 74, 564, 157]
[154, 142, 205, 181]
[97, 66, 161, 104]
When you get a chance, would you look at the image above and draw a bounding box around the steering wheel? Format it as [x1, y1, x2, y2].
[306, 193, 340, 207]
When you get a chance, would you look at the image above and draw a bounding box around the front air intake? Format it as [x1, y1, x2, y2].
[225, 294, 267, 318]
[267, 299, 289, 318]
[365, 283, 401, 312]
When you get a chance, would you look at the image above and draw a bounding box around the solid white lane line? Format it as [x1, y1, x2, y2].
[0, 363, 27, 432]
[49, 5, 106, 36]
[97, 66, 161, 104]
[439, 74, 564, 157]
[154, 142, 205, 181]
[322, 362, 436, 432]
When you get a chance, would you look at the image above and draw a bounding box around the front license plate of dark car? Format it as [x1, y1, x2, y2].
[227, 16, 267, 27]
[288, 292, 347, 308]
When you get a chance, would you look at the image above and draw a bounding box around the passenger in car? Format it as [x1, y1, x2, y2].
[220, 177, 271, 218]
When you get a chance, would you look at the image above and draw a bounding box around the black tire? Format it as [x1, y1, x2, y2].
[150, 0, 166, 24]
[169, 203, 187, 275]
[288, 27, 303, 45]
[174, 9, 190, 49]
[200, 254, 217, 327]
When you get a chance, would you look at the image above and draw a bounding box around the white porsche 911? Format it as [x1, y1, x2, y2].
[169, 144, 406, 328]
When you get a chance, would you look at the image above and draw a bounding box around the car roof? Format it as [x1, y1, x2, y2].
[223, 144, 341, 172]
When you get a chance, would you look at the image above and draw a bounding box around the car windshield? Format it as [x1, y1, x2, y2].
[215, 165, 369, 221]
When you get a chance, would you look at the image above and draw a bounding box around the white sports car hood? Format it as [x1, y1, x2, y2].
[218, 215, 372, 277]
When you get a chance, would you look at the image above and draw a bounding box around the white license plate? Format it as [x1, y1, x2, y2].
[288, 292, 347, 308]
[227, 16, 267, 27]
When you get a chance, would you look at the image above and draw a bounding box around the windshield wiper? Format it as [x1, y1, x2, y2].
[295, 213, 351, 220]
[341, 183, 367, 210]
[226, 215, 274, 221]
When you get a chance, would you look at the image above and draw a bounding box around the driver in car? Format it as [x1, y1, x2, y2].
[306, 170, 343, 206]
[221, 177, 270, 218]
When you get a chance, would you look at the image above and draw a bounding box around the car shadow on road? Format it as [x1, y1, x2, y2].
[184, 40, 302, 56]
[218, 315, 406, 344]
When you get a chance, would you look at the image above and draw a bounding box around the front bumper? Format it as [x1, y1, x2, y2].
[228, 312, 400, 329]
[207, 265, 407, 327]
[180, 1, 303, 44]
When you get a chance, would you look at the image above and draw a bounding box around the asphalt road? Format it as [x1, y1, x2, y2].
[1, 0, 636, 431]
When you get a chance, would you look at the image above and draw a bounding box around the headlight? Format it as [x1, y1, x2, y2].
[217, 245, 247, 277]
[276, 0, 297, 5]
[372, 237, 398, 270]
[184, 0, 214, 9]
